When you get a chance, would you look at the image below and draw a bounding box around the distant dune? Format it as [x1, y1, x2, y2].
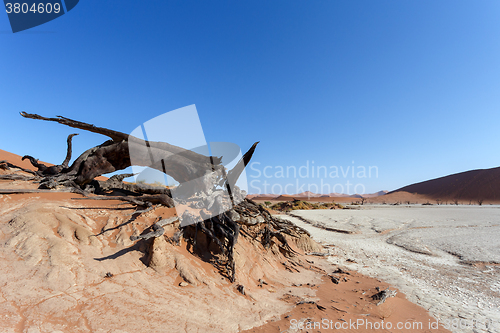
[248, 190, 388, 202]
[294, 191, 323, 198]
[362, 190, 389, 198]
[249, 165, 500, 205]
[390, 166, 500, 202]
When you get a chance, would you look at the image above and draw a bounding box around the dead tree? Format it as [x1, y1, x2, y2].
[20, 112, 228, 193]
[15, 112, 308, 282]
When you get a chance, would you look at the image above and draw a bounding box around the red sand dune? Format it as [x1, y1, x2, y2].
[390, 166, 500, 202]
[0, 149, 451, 332]
[362, 190, 389, 198]
[0, 148, 46, 171]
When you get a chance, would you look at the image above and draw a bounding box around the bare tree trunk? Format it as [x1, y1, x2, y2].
[20, 112, 257, 194]
[15, 112, 302, 284]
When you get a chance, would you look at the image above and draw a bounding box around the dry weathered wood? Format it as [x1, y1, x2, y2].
[20, 112, 128, 142]
[372, 287, 397, 305]
[14, 112, 317, 284]
[20, 112, 222, 167]
[0, 174, 37, 181]
[20, 112, 225, 188]
[74, 194, 174, 208]
[20, 112, 260, 206]
[0, 160, 38, 175]
[220, 141, 259, 189]
[131, 216, 179, 241]
[62, 133, 78, 168]
[22, 133, 78, 176]
[0, 188, 83, 194]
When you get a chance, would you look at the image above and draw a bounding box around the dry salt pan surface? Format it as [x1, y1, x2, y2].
[280, 205, 500, 333]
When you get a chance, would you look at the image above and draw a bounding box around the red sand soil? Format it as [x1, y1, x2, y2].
[243, 267, 450, 333]
[0, 149, 452, 332]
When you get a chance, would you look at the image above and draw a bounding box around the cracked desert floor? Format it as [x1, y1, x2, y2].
[281, 206, 500, 333]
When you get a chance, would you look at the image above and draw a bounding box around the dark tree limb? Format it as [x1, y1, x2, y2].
[73, 194, 174, 210]
[0, 188, 85, 194]
[0, 174, 38, 181]
[22, 133, 78, 176]
[21, 113, 228, 195]
[61, 133, 78, 168]
[13, 112, 300, 284]
[21, 155, 47, 173]
[0, 160, 38, 175]
[20, 112, 128, 142]
[20, 112, 258, 195]
[130, 216, 179, 241]
[20, 112, 222, 167]
[372, 288, 397, 306]
[220, 141, 259, 188]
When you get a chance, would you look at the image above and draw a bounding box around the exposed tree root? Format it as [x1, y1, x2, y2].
[73, 194, 174, 214]
[372, 287, 397, 306]
[10, 112, 311, 283]
[0, 188, 85, 194]
[0, 161, 8, 170]
[0, 174, 38, 181]
[131, 216, 179, 241]
[0, 160, 38, 175]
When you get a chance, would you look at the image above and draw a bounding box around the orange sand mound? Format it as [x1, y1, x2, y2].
[244, 267, 450, 333]
[0, 150, 450, 332]
[0, 148, 43, 171]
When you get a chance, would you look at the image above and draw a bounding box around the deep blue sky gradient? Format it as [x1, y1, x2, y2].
[1, 1, 499, 194]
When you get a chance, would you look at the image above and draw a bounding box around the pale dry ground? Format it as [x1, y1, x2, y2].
[280, 206, 500, 333]
[0, 192, 326, 333]
[1, 149, 338, 333]
[0, 151, 468, 333]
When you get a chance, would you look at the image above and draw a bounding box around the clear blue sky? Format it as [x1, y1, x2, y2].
[1, 1, 499, 194]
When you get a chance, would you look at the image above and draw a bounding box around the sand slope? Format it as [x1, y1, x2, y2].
[391, 166, 500, 202]
[0, 150, 452, 332]
[0, 193, 323, 332]
[0, 149, 48, 171]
